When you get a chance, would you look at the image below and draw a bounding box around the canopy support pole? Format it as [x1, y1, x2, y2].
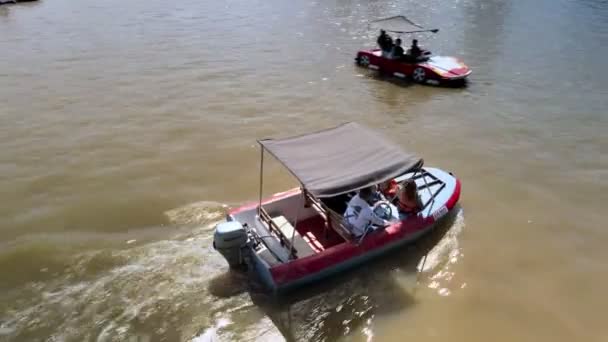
[258, 146, 264, 216]
[289, 201, 301, 260]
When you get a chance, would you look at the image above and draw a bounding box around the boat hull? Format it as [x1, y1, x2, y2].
[262, 219, 437, 293]
[355, 49, 471, 85]
[229, 167, 461, 293]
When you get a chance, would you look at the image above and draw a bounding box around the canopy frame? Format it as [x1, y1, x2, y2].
[256, 122, 423, 206]
[369, 15, 439, 34]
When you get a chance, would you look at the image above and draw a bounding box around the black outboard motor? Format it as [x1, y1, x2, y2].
[213, 221, 249, 269]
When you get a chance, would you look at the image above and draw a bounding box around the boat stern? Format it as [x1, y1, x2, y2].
[213, 221, 249, 269]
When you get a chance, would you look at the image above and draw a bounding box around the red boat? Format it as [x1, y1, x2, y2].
[213, 123, 462, 293]
[355, 16, 472, 85]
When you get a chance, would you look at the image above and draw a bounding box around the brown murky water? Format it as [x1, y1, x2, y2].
[1, 0, 608, 341]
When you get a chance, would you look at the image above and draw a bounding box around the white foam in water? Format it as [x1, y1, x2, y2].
[419, 208, 466, 273]
[191, 318, 232, 342]
[1, 201, 281, 341]
[192, 329, 219, 342]
[407, 208, 467, 297]
[0, 326, 15, 336]
[164, 201, 229, 226]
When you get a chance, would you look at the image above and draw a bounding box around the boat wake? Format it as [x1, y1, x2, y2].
[0, 202, 465, 342]
[164, 200, 229, 227]
[0, 201, 281, 342]
[420, 207, 466, 297]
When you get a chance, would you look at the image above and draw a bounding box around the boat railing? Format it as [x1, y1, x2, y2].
[258, 206, 297, 259]
[299, 169, 447, 243]
[412, 169, 447, 211]
[303, 189, 353, 242]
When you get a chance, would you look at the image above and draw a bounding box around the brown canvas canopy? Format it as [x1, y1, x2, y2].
[259, 122, 423, 198]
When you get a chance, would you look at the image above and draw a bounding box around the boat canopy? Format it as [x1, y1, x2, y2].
[369, 15, 438, 34]
[259, 122, 423, 198]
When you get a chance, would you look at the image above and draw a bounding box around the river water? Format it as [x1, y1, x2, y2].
[1, 0, 607, 341]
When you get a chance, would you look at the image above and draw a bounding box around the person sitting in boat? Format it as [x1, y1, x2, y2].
[407, 39, 422, 60]
[390, 38, 405, 60]
[344, 186, 389, 237]
[377, 30, 393, 57]
[379, 179, 400, 200]
[397, 179, 423, 214]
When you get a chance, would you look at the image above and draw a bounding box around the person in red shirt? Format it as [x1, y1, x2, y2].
[379, 179, 400, 200]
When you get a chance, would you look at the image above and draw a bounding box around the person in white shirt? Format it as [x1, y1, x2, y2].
[343, 186, 390, 237]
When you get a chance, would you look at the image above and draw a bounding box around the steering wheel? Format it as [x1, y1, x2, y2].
[373, 201, 393, 221]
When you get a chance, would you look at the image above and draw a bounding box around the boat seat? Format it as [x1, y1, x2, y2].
[303, 189, 352, 242]
[321, 192, 354, 215]
[326, 208, 354, 241]
[271, 215, 316, 259]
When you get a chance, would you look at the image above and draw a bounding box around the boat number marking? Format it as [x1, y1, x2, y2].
[433, 205, 448, 220]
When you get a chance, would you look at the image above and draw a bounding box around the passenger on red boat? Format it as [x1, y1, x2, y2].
[397, 179, 422, 214]
[344, 186, 389, 237]
[408, 39, 422, 59]
[379, 179, 400, 199]
[390, 38, 405, 60]
[377, 30, 393, 57]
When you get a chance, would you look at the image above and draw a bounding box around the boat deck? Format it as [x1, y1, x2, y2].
[295, 214, 344, 252]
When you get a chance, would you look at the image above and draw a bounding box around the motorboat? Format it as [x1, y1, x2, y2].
[213, 122, 461, 293]
[355, 16, 471, 85]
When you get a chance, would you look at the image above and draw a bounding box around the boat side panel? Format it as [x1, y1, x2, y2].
[269, 214, 431, 287]
[275, 223, 431, 292]
[251, 250, 278, 292]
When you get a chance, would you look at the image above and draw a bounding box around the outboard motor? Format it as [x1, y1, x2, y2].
[213, 221, 249, 269]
